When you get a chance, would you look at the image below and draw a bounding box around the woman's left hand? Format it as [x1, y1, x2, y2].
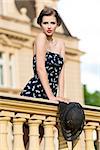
[56, 96, 68, 103]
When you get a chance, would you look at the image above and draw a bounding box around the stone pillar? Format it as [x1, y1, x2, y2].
[34, 0, 58, 26]
[35, 0, 44, 17]
[44, 121, 56, 150]
[28, 119, 42, 150]
[13, 118, 26, 150]
[84, 125, 95, 150]
[97, 126, 100, 150]
[35, 0, 58, 16]
[0, 117, 10, 150]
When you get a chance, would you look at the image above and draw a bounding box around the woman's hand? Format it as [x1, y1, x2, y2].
[49, 95, 67, 102]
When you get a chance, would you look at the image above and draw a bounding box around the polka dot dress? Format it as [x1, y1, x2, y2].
[20, 51, 64, 99]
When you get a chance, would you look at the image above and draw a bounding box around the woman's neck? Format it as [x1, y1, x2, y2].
[46, 35, 53, 41]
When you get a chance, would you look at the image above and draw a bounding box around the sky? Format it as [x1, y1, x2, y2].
[57, 0, 100, 92]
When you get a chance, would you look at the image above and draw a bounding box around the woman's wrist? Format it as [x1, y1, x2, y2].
[48, 94, 55, 100]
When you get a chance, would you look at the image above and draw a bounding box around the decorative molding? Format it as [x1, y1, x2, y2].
[0, 28, 33, 41]
[0, 34, 23, 49]
[0, 88, 20, 95]
[0, 28, 34, 49]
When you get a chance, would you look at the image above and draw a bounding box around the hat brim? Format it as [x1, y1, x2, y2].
[61, 121, 84, 141]
[59, 102, 85, 141]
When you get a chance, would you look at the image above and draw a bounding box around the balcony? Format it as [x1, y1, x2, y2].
[0, 93, 100, 150]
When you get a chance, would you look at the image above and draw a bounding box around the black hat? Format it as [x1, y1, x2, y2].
[59, 102, 85, 141]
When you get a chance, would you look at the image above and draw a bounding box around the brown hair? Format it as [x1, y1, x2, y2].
[37, 7, 62, 26]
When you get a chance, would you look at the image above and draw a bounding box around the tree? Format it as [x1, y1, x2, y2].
[83, 85, 100, 107]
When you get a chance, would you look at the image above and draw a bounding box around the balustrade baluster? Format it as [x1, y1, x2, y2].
[73, 138, 82, 150]
[44, 121, 56, 150]
[28, 119, 42, 150]
[84, 125, 95, 150]
[13, 118, 26, 150]
[54, 127, 59, 150]
[97, 126, 100, 150]
[0, 117, 10, 150]
[7, 121, 13, 150]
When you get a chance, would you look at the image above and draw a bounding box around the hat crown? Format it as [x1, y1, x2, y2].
[64, 103, 84, 130]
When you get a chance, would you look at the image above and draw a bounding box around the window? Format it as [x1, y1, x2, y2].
[9, 53, 14, 87]
[0, 52, 4, 86]
[0, 52, 15, 88]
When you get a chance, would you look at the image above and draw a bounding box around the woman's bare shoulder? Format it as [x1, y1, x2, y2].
[58, 39, 65, 46]
[34, 33, 47, 50]
[36, 32, 47, 42]
[34, 33, 47, 54]
[57, 39, 65, 58]
[56, 39, 65, 51]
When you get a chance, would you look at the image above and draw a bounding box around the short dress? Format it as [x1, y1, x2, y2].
[20, 51, 64, 99]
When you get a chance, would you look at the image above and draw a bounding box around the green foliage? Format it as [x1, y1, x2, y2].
[83, 85, 100, 107]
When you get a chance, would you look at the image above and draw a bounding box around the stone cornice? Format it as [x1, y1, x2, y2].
[0, 15, 30, 24]
[0, 28, 34, 49]
[0, 34, 22, 48]
[65, 47, 85, 56]
[0, 27, 33, 41]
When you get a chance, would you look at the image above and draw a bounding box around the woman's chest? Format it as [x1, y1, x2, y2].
[46, 40, 61, 54]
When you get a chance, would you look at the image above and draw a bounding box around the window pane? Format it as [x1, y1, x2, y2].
[9, 65, 13, 86]
[9, 53, 14, 87]
[0, 65, 3, 85]
[0, 52, 3, 86]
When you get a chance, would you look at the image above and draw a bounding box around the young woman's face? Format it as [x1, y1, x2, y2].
[41, 15, 58, 36]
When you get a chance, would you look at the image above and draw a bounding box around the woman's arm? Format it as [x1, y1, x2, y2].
[58, 41, 65, 97]
[35, 33, 55, 99]
[58, 65, 65, 97]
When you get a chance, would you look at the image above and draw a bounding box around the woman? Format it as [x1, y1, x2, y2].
[20, 7, 66, 102]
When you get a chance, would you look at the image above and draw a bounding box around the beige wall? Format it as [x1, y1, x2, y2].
[64, 58, 83, 103]
[18, 47, 33, 88]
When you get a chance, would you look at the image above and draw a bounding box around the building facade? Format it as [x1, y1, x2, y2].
[0, 0, 84, 103]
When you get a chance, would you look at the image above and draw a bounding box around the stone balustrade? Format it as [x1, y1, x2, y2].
[0, 93, 100, 150]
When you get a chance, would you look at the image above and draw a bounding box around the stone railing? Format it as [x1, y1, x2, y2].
[0, 93, 100, 150]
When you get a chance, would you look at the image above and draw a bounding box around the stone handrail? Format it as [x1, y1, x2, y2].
[0, 93, 100, 150]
